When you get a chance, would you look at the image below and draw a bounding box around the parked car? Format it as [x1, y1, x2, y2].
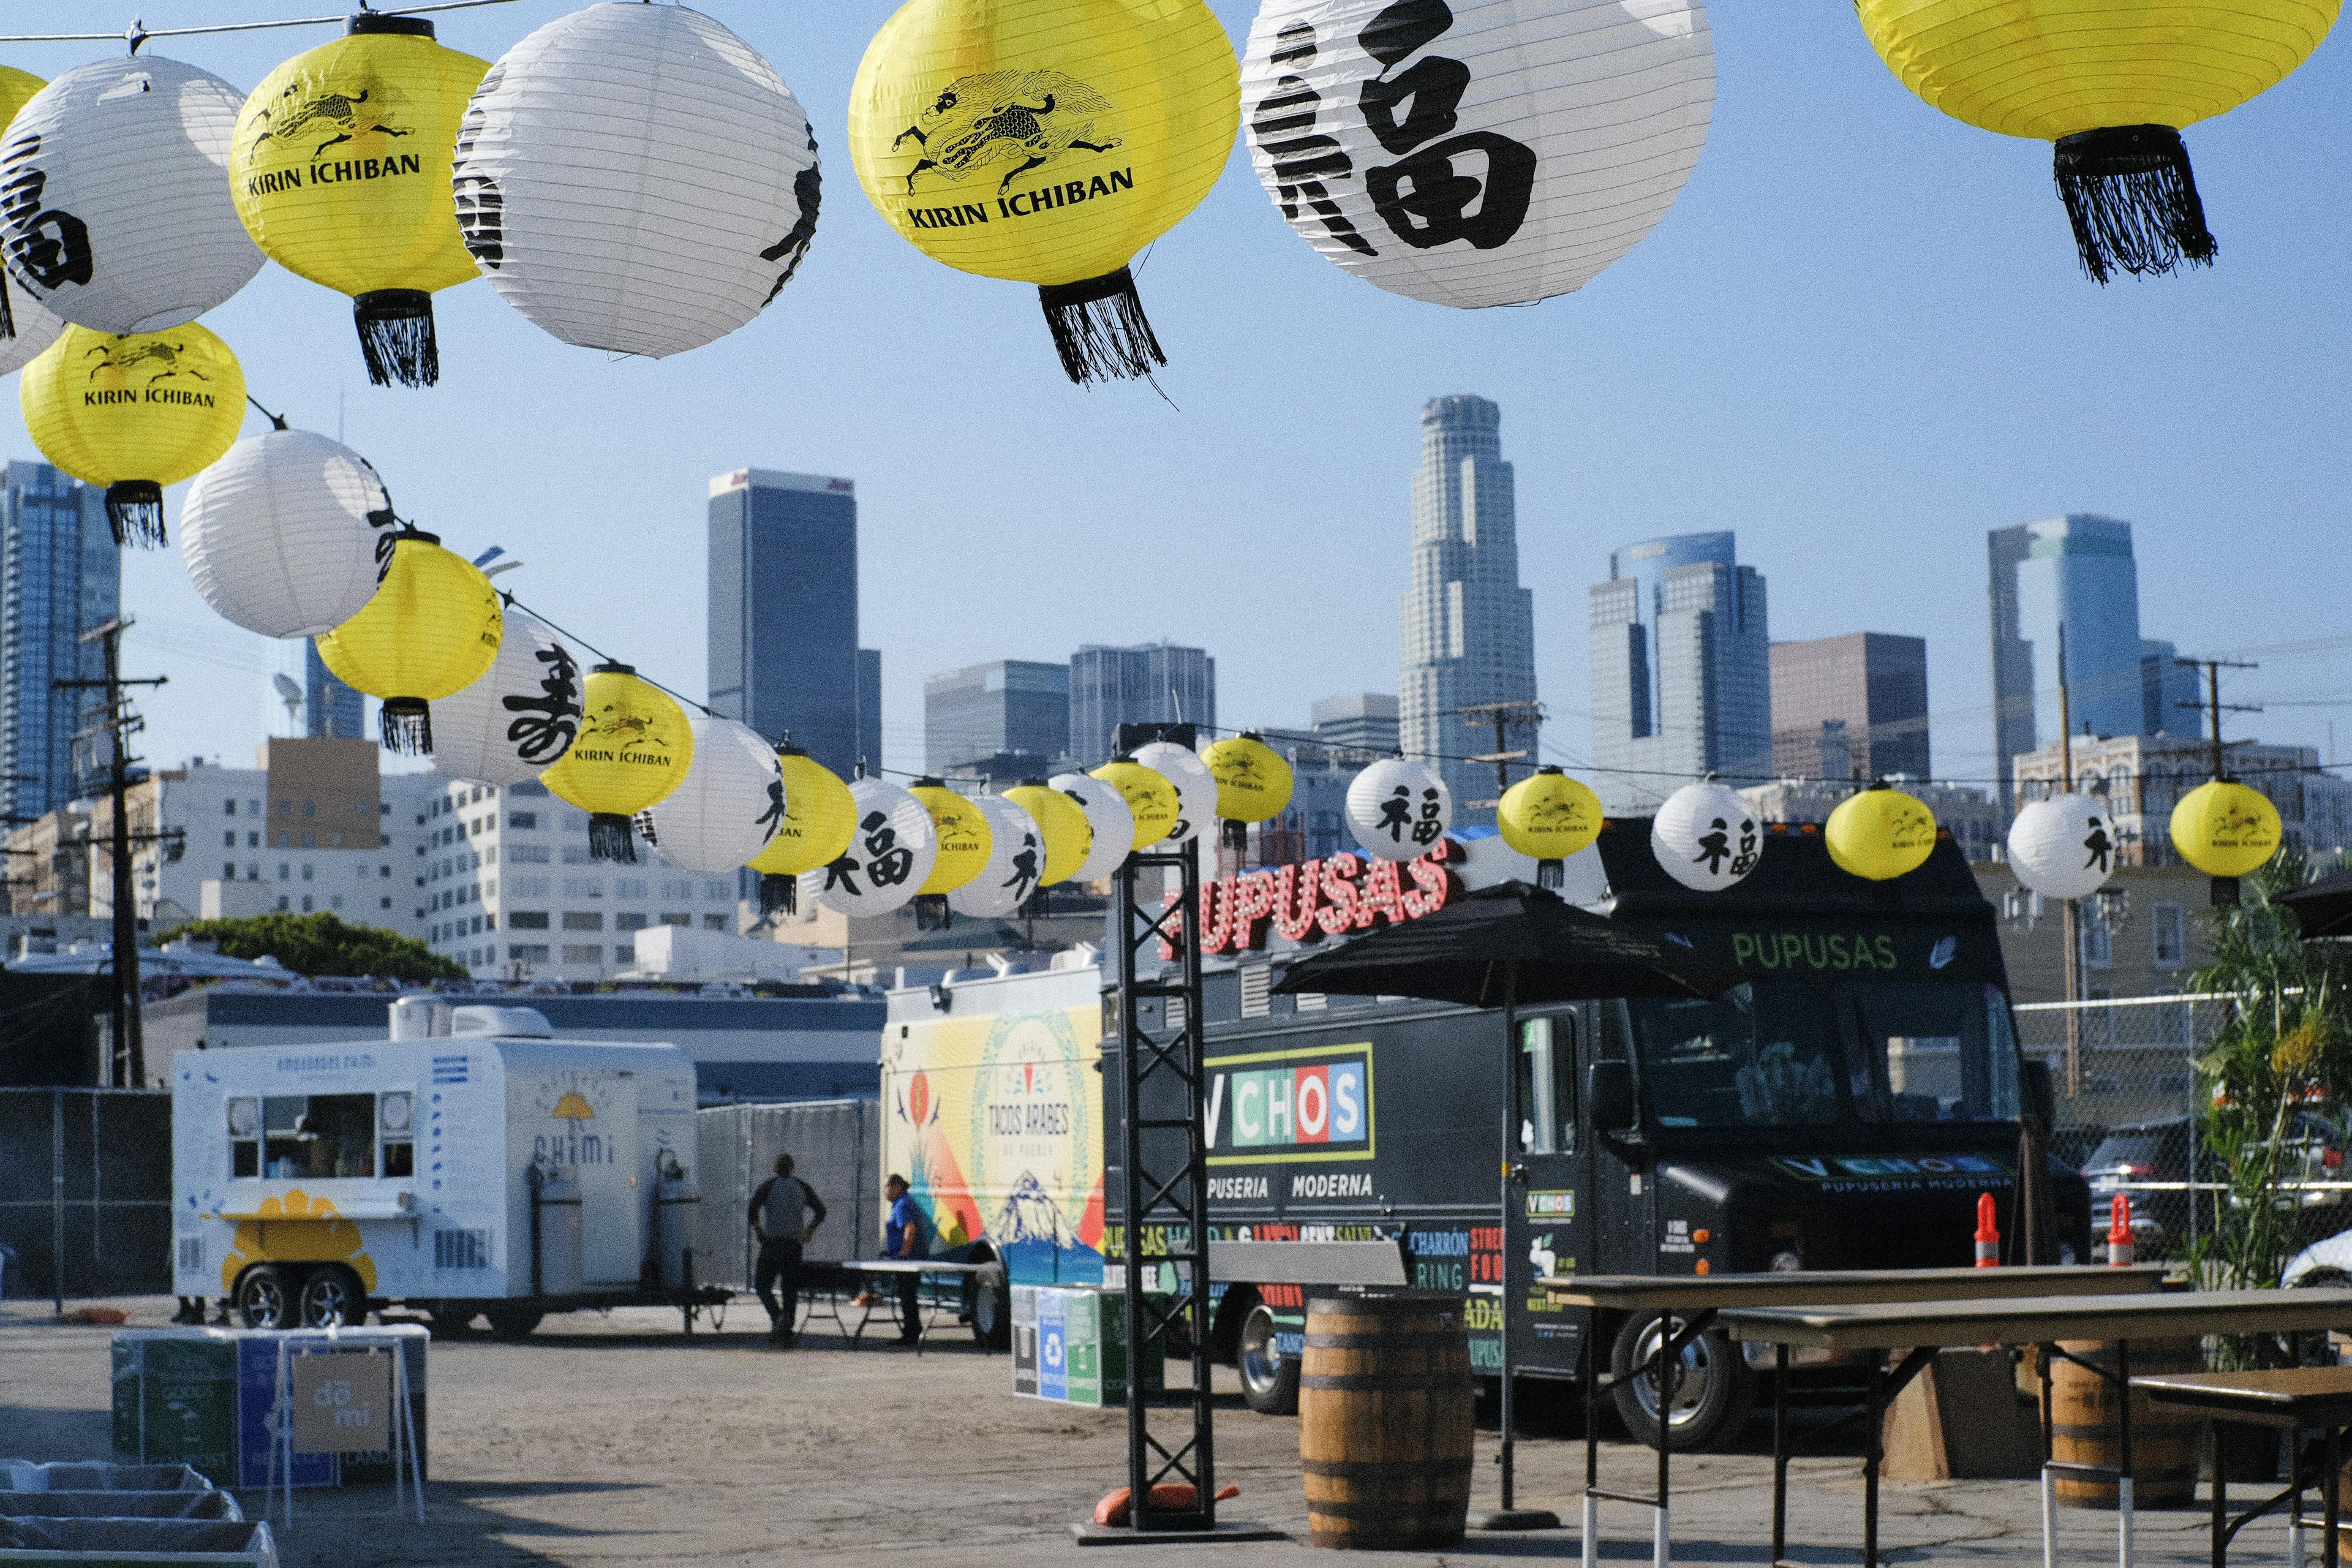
[2081, 1117, 2193, 1252]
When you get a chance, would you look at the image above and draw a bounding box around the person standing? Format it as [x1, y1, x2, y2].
[881, 1172, 930, 1346]
[748, 1153, 825, 1346]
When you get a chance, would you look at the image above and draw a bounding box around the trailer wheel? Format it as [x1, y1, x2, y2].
[1610, 1312, 1754, 1453]
[1237, 1301, 1298, 1417]
[967, 1270, 1011, 1350]
[298, 1265, 366, 1327]
[485, 1305, 545, 1340]
[235, 1265, 294, 1330]
[426, 1305, 478, 1340]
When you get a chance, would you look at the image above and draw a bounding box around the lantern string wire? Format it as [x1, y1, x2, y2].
[0, 0, 523, 47]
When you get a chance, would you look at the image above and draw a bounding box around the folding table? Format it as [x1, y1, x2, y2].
[1719, 1289, 2352, 1568]
[1543, 1267, 2167, 1568]
[2133, 1367, 2352, 1568]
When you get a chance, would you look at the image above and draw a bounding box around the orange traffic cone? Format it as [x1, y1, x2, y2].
[1975, 1191, 2000, 1267]
[2106, 1193, 2135, 1267]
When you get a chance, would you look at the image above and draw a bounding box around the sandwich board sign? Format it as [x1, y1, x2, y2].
[291, 1350, 392, 1453]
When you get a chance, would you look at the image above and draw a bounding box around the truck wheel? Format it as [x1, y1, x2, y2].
[967, 1273, 1011, 1350]
[235, 1265, 294, 1330]
[1237, 1301, 1298, 1416]
[1610, 1312, 1754, 1453]
[484, 1305, 545, 1340]
[426, 1305, 478, 1340]
[298, 1265, 366, 1327]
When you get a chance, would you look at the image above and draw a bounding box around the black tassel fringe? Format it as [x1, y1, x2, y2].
[632, 809, 659, 848]
[380, 698, 432, 756]
[760, 873, 796, 917]
[355, 289, 440, 387]
[1038, 266, 1164, 386]
[589, 812, 636, 863]
[2052, 126, 2216, 285]
[1221, 819, 1246, 851]
[105, 481, 164, 548]
[2211, 875, 2241, 908]
[1537, 858, 1562, 891]
[0, 277, 15, 341]
[913, 894, 951, 931]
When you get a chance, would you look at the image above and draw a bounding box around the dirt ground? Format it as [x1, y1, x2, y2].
[0, 1296, 2288, 1566]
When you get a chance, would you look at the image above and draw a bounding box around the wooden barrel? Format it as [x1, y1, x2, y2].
[1298, 1294, 1475, 1550]
[2048, 1340, 2201, 1508]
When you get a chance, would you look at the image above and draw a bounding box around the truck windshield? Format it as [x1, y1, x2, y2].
[1635, 981, 2020, 1129]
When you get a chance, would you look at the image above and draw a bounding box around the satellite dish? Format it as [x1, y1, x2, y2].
[271, 674, 302, 704]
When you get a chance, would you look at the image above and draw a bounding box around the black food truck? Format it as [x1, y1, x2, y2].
[1102, 820, 2090, 1450]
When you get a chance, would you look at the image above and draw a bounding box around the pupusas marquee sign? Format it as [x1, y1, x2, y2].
[1161, 840, 1458, 957]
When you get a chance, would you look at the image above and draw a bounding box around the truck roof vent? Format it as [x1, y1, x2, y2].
[449, 1005, 553, 1039]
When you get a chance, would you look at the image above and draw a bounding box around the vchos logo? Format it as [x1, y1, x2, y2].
[1207, 1044, 1373, 1166]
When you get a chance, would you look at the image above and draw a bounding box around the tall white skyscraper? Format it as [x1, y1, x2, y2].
[1589, 532, 1771, 814]
[1398, 396, 1537, 826]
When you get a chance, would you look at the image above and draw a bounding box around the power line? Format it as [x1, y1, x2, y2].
[0, 0, 524, 47]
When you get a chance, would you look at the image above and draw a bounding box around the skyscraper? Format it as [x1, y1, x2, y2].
[2141, 639, 2199, 739]
[1987, 514, 2144, 815]
[1769, 633, 1929, 783]
[857, 647, 883, 776]
[925, 659, 1071, 775]
[268, 641, 364, 741]
[1068, 642, 1214, 764]
[1397, 396, 1537, 824]
[0, 461, 116, 820]
[1588, 532, 1770, 813]
[708, 469, 861, 778]
[1310, 693, 1400, 758]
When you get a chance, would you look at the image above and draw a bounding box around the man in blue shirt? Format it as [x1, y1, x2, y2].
[881, 1172, 929, 1346]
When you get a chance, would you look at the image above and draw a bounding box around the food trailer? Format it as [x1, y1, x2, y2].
[884, 821, 2091, 1446]
[173, 1001, 722, 1336]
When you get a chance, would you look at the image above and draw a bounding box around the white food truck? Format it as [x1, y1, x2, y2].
[172, 998, 721, 1336]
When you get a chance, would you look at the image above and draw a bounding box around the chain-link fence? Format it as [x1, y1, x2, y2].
[2015, 993, 2352, 1272]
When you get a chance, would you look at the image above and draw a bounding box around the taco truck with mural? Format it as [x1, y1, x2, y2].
[885, 821, 2090, 1448]
[172, 1000, 718, 1336]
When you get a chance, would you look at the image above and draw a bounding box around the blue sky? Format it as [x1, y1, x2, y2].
[2, 0, 2344, 788]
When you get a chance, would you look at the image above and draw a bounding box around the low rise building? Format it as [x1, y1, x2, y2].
[1738, 775, 2005, 864]
[2011, 733, 2348, 866]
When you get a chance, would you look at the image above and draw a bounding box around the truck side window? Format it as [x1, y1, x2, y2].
[380, 1091, 415, 1178]
[227, 1097, 260, 1178]
[263, 1093, 378, 1178]
[1597, 999, 1632, 1062]
[1517, 1014, 1578, 1155]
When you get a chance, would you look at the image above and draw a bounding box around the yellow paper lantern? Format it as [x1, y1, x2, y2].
[848, 0, 1238, 384]
[2169, 779, 2283, 880]
[750, 744, 859, 916]
[21, 323, 244, 546]
[312, 529, 500, 756]
[1005, 780, 1090, 887]
[1825, 783, 1940, 882]
[1201, 733, 1293, 850]
[1497, 766, 1603, 888]
[1091, 760, 1180, 851]
[541, 662, 695, 862]
[1856, 0, 2340, 283]
[232, 17, 488, 386]
[910, 778, 993, 895]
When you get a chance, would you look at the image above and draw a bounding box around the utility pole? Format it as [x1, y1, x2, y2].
[55, 619, 167, 1087]
[2174, 655, 2261, 906]
[2056, 626, 2082, 1098]
[1458, 701, 1545, 810]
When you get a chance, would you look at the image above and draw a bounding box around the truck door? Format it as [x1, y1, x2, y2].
[1505, 1009, 1587, 1374]
[574, 1074, 643, 1289]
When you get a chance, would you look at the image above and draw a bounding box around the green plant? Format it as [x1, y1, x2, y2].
[2184, 851, 2352, 1363]
[154, 912, 466, 984]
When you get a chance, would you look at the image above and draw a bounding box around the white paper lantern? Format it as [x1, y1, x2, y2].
[946, 794, 1044, 919]
[1131, 741, 1216, 848]
[451, 3, 821, 358]
[641, 718, 785, 876]
[427, 612, 582, 788]
[1052, 770, 1136, 884]
[1346, 756, 1452, 862]
[181, 428, 393, 638]
[0, 56, 265, 331]
[802, 776, 937, 918]
[1651, 780, 1761, 892]
[0, 279, 65, 376]
[2008, 794, 2118, 902]
[1241, 0, 1713, 309]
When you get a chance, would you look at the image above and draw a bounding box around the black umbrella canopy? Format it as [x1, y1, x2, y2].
[1271, 881, 1741, 1008]
[2281, 868, 2352, 940]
